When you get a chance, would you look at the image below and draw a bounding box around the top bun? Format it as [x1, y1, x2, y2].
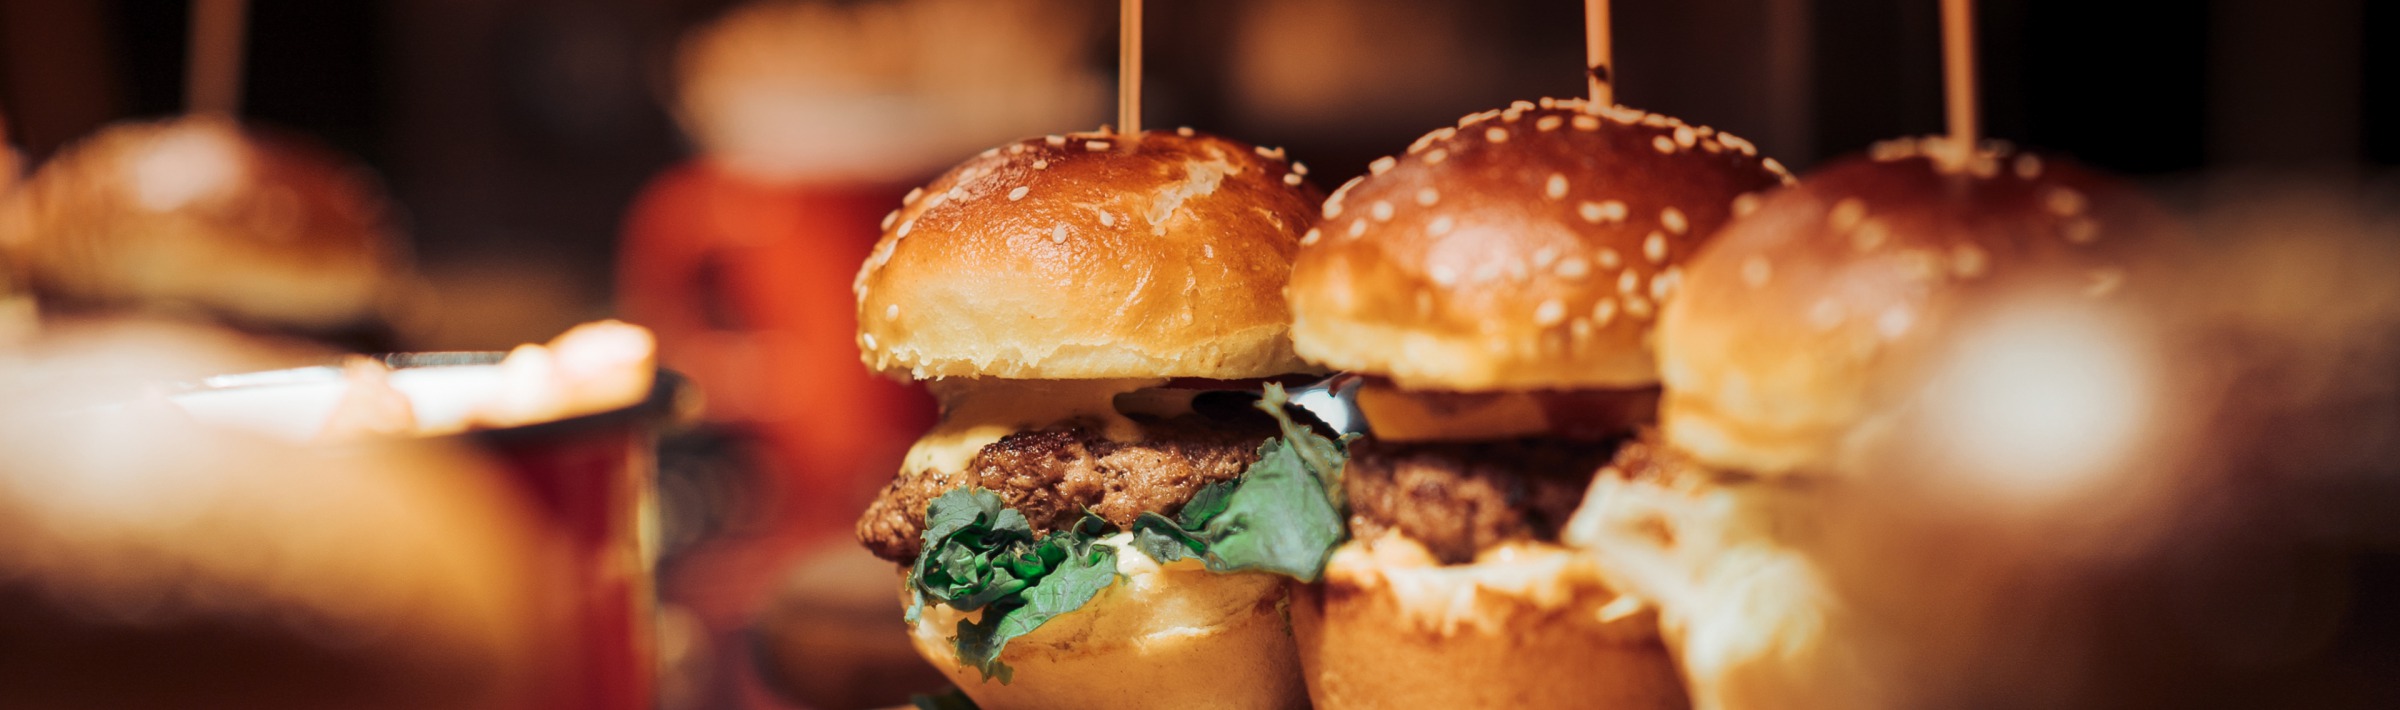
[855, 128, 1321, 380]
[0, 115, 404, 330]
[1657, 138, 2182, 477]
[1287, 99, 1791, 392]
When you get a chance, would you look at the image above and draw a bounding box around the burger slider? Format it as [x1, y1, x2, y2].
[851, 128, 1336, 709]
[1567, 138, 2185, 709]
[1283, 98, 1791, 709]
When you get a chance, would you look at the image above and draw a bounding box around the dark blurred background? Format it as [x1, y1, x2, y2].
[1, 0, 2390, 349]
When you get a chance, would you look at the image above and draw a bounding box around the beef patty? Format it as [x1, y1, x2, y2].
[858, 412, 1280, 562]
[1343, 437, 1621, 565]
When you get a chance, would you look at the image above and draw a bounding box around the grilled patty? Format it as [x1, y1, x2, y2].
[1343, 437, 1621, 565]
[857, 412, 1279, 562]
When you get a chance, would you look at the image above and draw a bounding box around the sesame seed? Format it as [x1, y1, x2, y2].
[1571, 318, 1594, 340]
[1416, 187, 1440, 206]
[1284, 173, 1303, 187]
[1556, 257, 1591, 279]
[1951, 243, 1989, 278]
[1472, 262, 1503, 282]
[947, 186, 966, 202]
[1085, 140, 1111, 151]
[1652, 136, 1678, 154]
[2063, 217, 2100, 244]
[1828, 198, 1867, 231]
[1301, 228, 1322, 245]
[1598, 200, 1628, 223]
[1505, 258, 1529, 281]
[881, 210, 899, 230]
[1532, 246, 1558, 268]
[886, 304, 900, 320]
[1673, 126, 1697, 148]
[1052, 224, 1069, 243]
[1719, 132, 1756, 155]
[1740, 255, 1771, 287]
[981, 147, 1000, 158]
[1546, 174, 1569, 200]
[1594, 298, 1619, 325]
[1177, 126, 1195, 137]
[1732, 193, 1761, 217]
[904, 187, 925, 205]
[1371, 201, 1395, 222]
[2013, 154, 2044, 180]
[1644, 232, 1669, 262]
[1652, 267, 1682, 300]
[1898, 250, 1941, 281]
[1008, 186, 1030, 201]
[1624, 295, 1654, 319]
[1487, 127, 1510, 143]
[1370, 156, 1398, 175]
[1203, 244, 1215, 259]
[862, 333, 877, 349]
[899, 220, 915, 237]
[1046, 135, 1067, 146]
[1428, 216, 1455, 236]
[1764, 157, 1789, 176]
[1425, 148, 1450, 165]
[1256, 145, 1278, 159]
[1661, 207, 1688, 234]
[2046, 187, 2088, 216]
[1033, 159, 1050, 170]
[1511, 99, 1537, 112]
[1578, 202, 1605, 223]
[1101, 212, 1117, 227]
[1598, 248, 1623, 269]
[1573, 115, 1600, 131]
[1348, 219, 1368, 238]
[1430, 265, 1459, 286]
[1293, 162, 1310, 175]
[1535, 299, 1567, 325]
[1536, 115, 1563, 132]
[1852, 220, 1890, 251]
[1009, 144, 1027, 154]
[1618, 269, 1640, 294]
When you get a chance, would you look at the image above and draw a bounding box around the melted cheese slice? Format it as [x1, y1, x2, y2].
[901, 378, 1165, 474]
[1354, 383, 1551, 442]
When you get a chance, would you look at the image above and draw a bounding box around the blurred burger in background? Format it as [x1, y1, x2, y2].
[1283, 98, 1790, 708]
[624, 0, 1110, 706]
[0, 114, 414, 352]
[1567, 137, 2199, 709]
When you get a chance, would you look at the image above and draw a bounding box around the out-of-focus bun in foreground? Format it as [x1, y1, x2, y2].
[1658, 138, 2183, 478]
[854, 129, 1321, 380]
[1288, 99, 1791, 391]
[0, 115, 407, 333]
[0, 323, 549, 710]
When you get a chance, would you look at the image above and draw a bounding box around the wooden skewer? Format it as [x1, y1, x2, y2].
[1118, 0, 1142, 137]
[1586, 0, 1613, 107]
[186, 0, 250, 116]
[1940, 0, 1980, 158]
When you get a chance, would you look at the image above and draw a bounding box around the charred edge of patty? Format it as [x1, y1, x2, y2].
[1343, 436, 1623, 565]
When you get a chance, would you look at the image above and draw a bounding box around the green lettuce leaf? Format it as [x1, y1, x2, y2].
[1131, 383, 1354, 582]
[908, 488, 1119, 683]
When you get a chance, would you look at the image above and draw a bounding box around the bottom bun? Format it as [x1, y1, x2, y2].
[904, 536, 1309, 710]
[1291, 533, 1690, 709]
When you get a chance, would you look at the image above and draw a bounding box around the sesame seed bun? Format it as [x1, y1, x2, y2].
[1657, 138, 2183, 477]
[1288, 533, 1688, 709]
[903, 540, 1309, 710]
[0, 115, 405, 331]
[855, 129, 1321, 381]
[1287, 99, 1791, 392]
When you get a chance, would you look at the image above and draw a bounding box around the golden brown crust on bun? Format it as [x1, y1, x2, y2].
[1657, 138, 2183, 476]
[855, 129, 1322, 381]
[903, 540, 1309, 710]
[0, 115, 404, 330]
[1287, 99, 1790, 391]
[1289, 533, 1688, 709]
